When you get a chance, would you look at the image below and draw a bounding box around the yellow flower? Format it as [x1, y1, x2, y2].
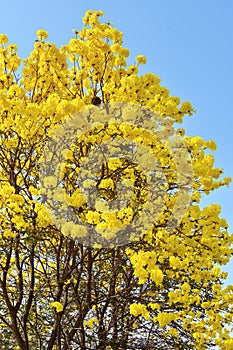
[117, 207, 133, 221]
[98, 178, 115, 190]
[120, 48, 130, 58]
[71, 225, 87, 238]
[205, 140, 217, 151]
[181, 101, 193, 114]
[223, 338, 233, 349]
[50, 301, 63, 312]
[61, 221, 75, 236]
[201, 177, 213, 189]
[67, 189, 87, 207]
[0, 34, 8, 45]
[111, 43, 121, 53]
[85, 210, 100, 224]
[108, 158, 122, 170]
[148, 302, 160, 310]
[95, 199, 108, 212]
[8, 43, 18, 52]
[36, 29, 48, 40]
[129, 303, 143, 317]
[136, 54, 147, 65]
[3, 229, 18, 239]
[157, 312, 176, 327]
[84, 317, 98, 330]
[43, 176, 58, 188]
[169, 255, 181, 269]
[150, 267, 164, 285]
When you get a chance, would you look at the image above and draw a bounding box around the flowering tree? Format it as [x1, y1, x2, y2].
[0, 10, 232, 350]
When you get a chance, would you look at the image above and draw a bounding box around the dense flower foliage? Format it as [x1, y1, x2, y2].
[0, 9, 232, 350]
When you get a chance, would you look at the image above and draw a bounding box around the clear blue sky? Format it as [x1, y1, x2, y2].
[1, 0, 232, 283]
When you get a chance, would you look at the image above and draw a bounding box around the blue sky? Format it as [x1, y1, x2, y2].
[1, 0, 233, 283]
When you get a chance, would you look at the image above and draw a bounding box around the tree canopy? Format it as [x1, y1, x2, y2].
[0, 9, 232, 350]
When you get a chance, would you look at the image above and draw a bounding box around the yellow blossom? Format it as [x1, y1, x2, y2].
[50, 301, 63, 312]
[85, 210, 101, 224]
[36, 29, 48, 40]
[0, 33, 8, 44]
[136, 54, 147, 65]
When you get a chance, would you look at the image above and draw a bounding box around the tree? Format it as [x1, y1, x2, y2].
[0, 9, 232, 350]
